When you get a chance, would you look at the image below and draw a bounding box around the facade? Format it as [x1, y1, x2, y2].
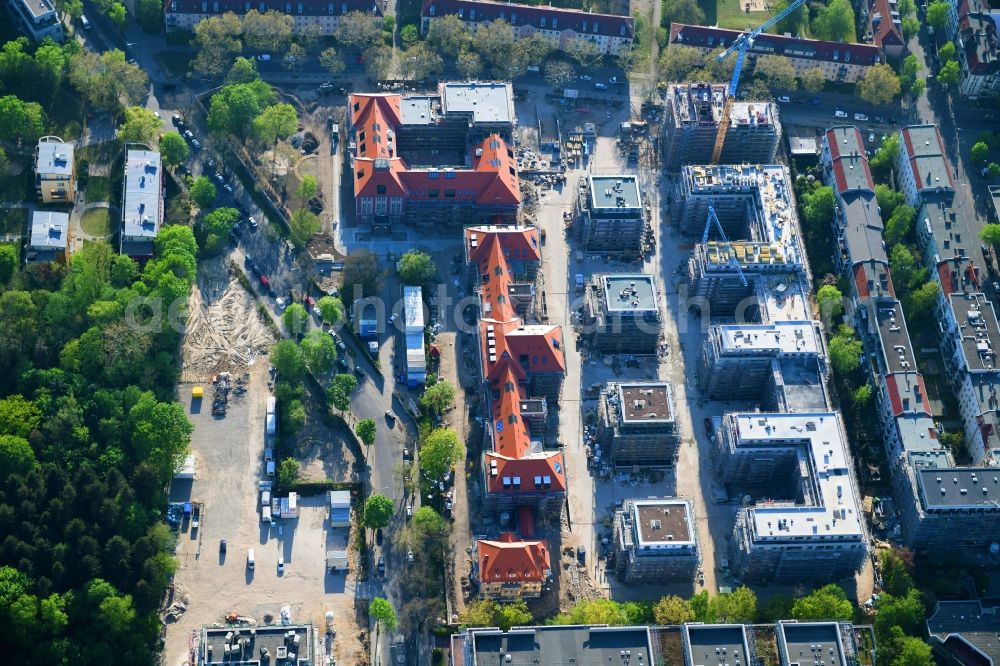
[581, 174, 647, 254]
[198, 623, 312, 664]
[5, 0, 62, 42]
[26, 211, 69, 264]
[583, 273, 660, 354]
[668, 23, 882, 83]
[613, 498, 698, 583]
[598, 382, 679, 467]
[662, 83, 780, 171]
[957, 11, 1000, 99]
[165, 0, 383, 34]
[120, 147, 163, 259]
[475, 533, 551, 599]
[349, 83, 520, 232]
[718, 412, 868, 584]
[402, 285, 426, 387]
[895, 125, 956, 207]
[34, 137, 75, 203]
[420, 0, 634, 56]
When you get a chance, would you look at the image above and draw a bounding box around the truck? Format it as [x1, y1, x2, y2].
[266, 412, 276, 436]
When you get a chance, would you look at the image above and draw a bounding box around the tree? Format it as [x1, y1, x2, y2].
[283, 43, 305, 72]
[242, 10, 294, 53]
[207, 80, 275, 136]
[289, 209, 321, 247]
[0, 434, 36, 479]
[475, 20, 516, 76]
[544, 59, 576, 89]
[369, 596, 397, 657]
[876, 184, 905, 219]
[283, 303, 309, 336]
[226, 57, 260, 84]
[127, 393, 193, 484]
[662, 0, 705, 26]
[905, 281, 940, 320]
[363, 44, 394, 81]
[189, 176, 217, 209]
[317, 296, 344, 325]
[271, 339, 306, 380]
[296, 174, 318, 204]
[885, 204, 915, 246]
[853, 384, 873, 406]
[319, 47, 346, 76]
[858, 64, 901, 105]
[327, 373, 358, 413]
[135, 0, 163, 33]
[412, 506, 450, 548]
[901, 16, 919, 40]
[773, 0, 809, 35]
[938, 60, 960, 88]
[252, 102, 298, 146]
[710, 586, 757, 623]
[790, 584, 855, 621]
[0, 95, 44, 145]
[363, 494, 394, 532]
[871, 134, 901, 181]
[812, 0, 856, 42]
[159, 132, 189, 167]
[891, 244, 923, 292]
[356, 418, 377, 447]
[875, 589, 925, 638]
[336, 11, 384, 48]
[496, 600, 532, 630]
[653, 595, 695, 624]
[566, 39, 603, 69]
[342, 249, 382, 299]
[755, 55, 797, 91]
[426, 14, 472, 56]
[397, 250, 436, 286]
[456, 49, 483, 79]
[120, 106, 161, 145]
[192, 13, 243, 79]
[105, 1, 126, 26]
[939, 42, 956, 64]
[513, 34, 554, 72]
[401, 24, 420, 46]
[68, 49, 146, 110]
[800, 67, 826, 92]
[420, 380, 455, 417]
[880, 548, 915, 597]
[801, 185, 836, 228]
[829, 332, 863, 374]
[658, 45, 704, 82]
[201, 207, 239, 252]
[981, 223, 1000, 247]
[890, 633, 933, 666]
[0, 245, 17, 284]
[401, 42, 443, 81]
[988, 163, 1000, 179]
[460, 599, 500, 627]
[300, 329, 336, 373]
[971, 141, 990, 165]
[816, 284, 844, 324]
[277, 457, 300, 485]
[926, 1, 949, 32]
[420, 428, 464, 480]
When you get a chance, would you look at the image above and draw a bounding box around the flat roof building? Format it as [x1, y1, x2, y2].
[662, 83, 779, 171]
[34, 136, 75, 203]
[718, 412, 868, 583]
[613, 497, 698, 583]
[26, 210, 69, 264]
[167, 0, 382, 35]
[453, 625, 654, 666]
[120, 147, 163, 259]
[927, 600, 1000, 666]
[5, 0, 63, 42]
[198, 623, 313, 665]
[684, 624, 751, 666]
[777, 622, 850, 666]
[896, 125, 956, 208]
[440, 82, 515, 126]
[581, 174, 648, 255]
[599, 382, 679, 467]
[402, 285, 426, 387]
[583, 273, 661, 354]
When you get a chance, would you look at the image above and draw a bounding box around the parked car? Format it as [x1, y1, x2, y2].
[594, 82, 608, 90]
[191, 139, 201, 150]
[834, 110, 848, 118]
[776, 95, 791, 103]
[304, 295, 316, 311]
[377, 556, 385, 576]
[183, 130, 194, 140]
[171, 114, 183, 126]
[277, 556, 284, 574]
[220, 539, 227, 553]
[248, 217, 258, 231]
[854, 112, 869, 121]
[214, 173, 224, 184]
[224, 183, 234, 194]
[259, 275, 270, 289]
[258, 54, 271, 61]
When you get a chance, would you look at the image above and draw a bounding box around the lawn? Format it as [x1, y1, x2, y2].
[0, 209, 29, 237]
[80, 207, 112, 237]
[713, 0, 773, 31]
[86, 176, 111, 203]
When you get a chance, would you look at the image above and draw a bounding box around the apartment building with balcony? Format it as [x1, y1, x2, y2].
[120, 146, 163, 259]
[165, 0, 383, 34]
[613, 498, 698, 583]
[34, 136, 75, 203]
[5, 0, 62, 42]
[580, 174, 648, 254]
[598, 382, 679, 467]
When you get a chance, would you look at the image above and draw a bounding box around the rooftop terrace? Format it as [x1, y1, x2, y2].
[633, 499, 694, 546]
[590, 174, 641, 210]
[618, 382, 675, 423]
[603, 274, 658, 312]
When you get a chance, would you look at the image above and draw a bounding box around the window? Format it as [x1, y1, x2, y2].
[353, 102, 360, 112]
[540, 16, 545, 26]
[298, 2, 303, 12]
[359, 143, 366, 155]
[552, 18, 557, 28]
[429, 189, 440, 198]
[541, 355, 547, 365]
[445, 171, 456, 179]
[359, 130, 366, 141]
[428, 171, 439, 179]
[377, 184, 386, 194]
[494, 265, 502, 276]
[445, 188, 456, 198]
[532, 355, 538, 364]
[356, 169, 365, 179]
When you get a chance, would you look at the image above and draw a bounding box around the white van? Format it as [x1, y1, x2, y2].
[266, 460, 275, 477]
[261, 490, 271, 507]
[261, 507, 272, 523]
[80, 15, 92, 29]
[247, 549, 255, 569]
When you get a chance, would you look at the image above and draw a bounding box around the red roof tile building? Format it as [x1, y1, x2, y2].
[165, 0, 382, 34]
[862, 0, 905, 61]
[420, 0, 634, 56]
[465, 224, 566, 600]
[476, 533, 551, 599]
[957, 11, 1000, 100]
[668, 23, 882, 84]
[348, 83, 520, 231]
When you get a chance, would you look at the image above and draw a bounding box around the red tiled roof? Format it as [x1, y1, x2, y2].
[936, 257, 980, 296]
[466, 225, 541, 264]
[491, 366, 532, 458]
[478, 532, 551, 583]
[825, 127, 875, 194]
[422, 0, 634, 40]
[959, 12, 1000, 76]
[166, 0, 382, 18]
[853, 261, 895, 299]
[484, 452, 567, 494]
[670, 23, 882, 66]
[869, 0, 904, 48]
[900, 126, 956, 192]
[885, 372, 931, 417]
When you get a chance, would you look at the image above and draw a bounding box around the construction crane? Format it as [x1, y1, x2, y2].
[710, 0, 810, 164]
[702, 200, 748, 286]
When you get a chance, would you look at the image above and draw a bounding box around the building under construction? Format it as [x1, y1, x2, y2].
[662, 83, 780, 171]
[583, 273, 661, 354]
[613, 498, 698, 583]
[598, 382, 679, 467]
[580, 174, 649, 255]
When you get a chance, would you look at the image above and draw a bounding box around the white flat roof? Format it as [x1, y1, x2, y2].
[758, 274, 811, 322]
[35, 138, 73, 177]
[122, 149, 162, 240]
[729, 412, 865, 541]
[29, 210, 69, 249]
[404, 285, 424, 330]
[717, 321, 820, 356]
[440, 82, 514, 124]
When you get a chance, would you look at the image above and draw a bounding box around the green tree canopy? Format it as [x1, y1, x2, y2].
[857, 64, 901, 106]
[271, 339, 306, 380]
[300, 329, 336, 374]
[880, 548, 915, 597]
[885, 204, 916, 246]
[397, 250, 437, 286]
[159, 131, 189, 167]
[201, 207, 239, 253]
[363, 494, 394, 530]
[710, 586, 757, 623]
[317, 296, 344, 325]
[189, 176, 217, 209]
[790, 584, 855, 621]
[420, 428, 464, 480]
[120, 106, 161, 145]
[829, 331, 863, 375]
[355, 418, 377, 447]
[283, 303, 308, 337]
[226, 57, 260, 85]
[926, 1, 950, 31]
[653, 595, 695, 624]
[875, 589, 925, 638]
[811, 0, 856, 42]
[982, 224, 1000, 246]
[419, 380, 455, 416]
[816, 284, 845, 325]
[278, 457, 300, 485]
[289, 209, 321, 248]
[971, 141, 990, 165]
[0, 95, 44, 145]
[252, 102, 297, 145]
[207, 80, 275, 137]
[327, 373, 358, 413]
